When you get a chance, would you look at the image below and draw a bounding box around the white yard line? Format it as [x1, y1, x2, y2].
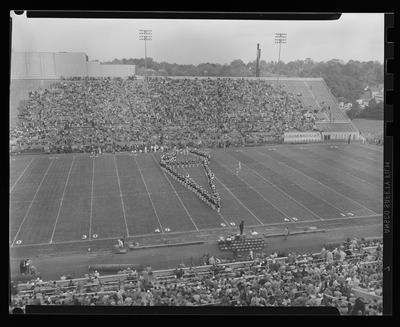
[356, 143, 383, 154]
[10, 213, 382, 248]
[11, 159, 55, 247]
[330, 164, 378, 188]
[151, 154, 199, 231]
[307, 148, 382, 186]
[134, 156, 164, 233]
[10, 157, 35, 193]
[255, 148, 378, 216]
[88, 158, 95, 240]
[113, 155, 130, 238]
[332, 146, 383, 166]
[49, 157, 76, 243]
[236, 158, 324, 221]
[213, 175, 264, 225]
[214, 158, 292, 221]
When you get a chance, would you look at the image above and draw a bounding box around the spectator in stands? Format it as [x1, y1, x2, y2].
[10, 237, 382, 314]
[10, 77, 317, 154]
[350, 297, 368, 315]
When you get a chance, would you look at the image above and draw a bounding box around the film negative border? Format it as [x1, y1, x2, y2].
[382, 12, 395, 316]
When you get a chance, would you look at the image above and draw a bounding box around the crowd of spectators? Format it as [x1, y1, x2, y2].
[10, 237, 382, 314]
[10, 77, 318, 154]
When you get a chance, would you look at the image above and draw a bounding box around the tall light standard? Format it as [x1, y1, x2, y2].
[139, 29, 152, 96]
[274, 33, 287, 87]
[255, 43, 261, 77]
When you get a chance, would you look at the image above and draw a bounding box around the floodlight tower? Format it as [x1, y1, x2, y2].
[139, 29, 152, 96]
[274, 33, 287, 87]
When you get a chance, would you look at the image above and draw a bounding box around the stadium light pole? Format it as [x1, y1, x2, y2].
[274, 33, 287, 88]
[139, 29, 152, 97]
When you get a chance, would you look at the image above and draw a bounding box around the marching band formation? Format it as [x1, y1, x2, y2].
[160, 149, 221, 212]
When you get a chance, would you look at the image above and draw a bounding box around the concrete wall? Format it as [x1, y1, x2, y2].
[11, 52, 87, 79]
[11, 52, 135, 79]
[87, 62, 136, 77]
[10, 52, 136, 127]
[56, 52, 88, 78]
[322, 132, 359, 141]
[283, 131, 322, 143]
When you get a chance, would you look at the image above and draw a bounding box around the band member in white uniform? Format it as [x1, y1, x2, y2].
[236, 161, 241, 175]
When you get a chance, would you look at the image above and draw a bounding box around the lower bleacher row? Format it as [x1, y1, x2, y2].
[11, 238, 382, 313]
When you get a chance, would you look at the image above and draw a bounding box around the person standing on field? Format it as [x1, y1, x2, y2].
[284, 227, 290, 240]
[239, 220, 244, 235]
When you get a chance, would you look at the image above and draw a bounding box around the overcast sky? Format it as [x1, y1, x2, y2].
[10, 12, 384, 65]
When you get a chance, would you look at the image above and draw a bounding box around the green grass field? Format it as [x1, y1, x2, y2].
[353, 119, 383, 135]
[10, 143, 383, 250]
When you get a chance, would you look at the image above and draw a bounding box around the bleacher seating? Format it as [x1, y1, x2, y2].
[218, 236, 265, 252]
[10, 238, 382, 313]
[315, 122, 359, 133]
[10, 76, 361, 154]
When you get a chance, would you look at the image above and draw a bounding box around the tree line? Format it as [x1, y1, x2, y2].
[104, 57, 384, 119]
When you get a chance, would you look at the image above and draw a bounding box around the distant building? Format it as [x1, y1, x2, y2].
[11, 51, 136, 79]
[356, 84, 384, 108]
[373, 93, 384, 103]
[369, 85, 384, 103]
[339, 102, 353, 111]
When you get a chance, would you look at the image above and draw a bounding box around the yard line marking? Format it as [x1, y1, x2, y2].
[303, 147, 381, 187]
[134, 156, 164, 233]
[113, 155, 130, 238]
[89, 157, 95, 240]
[11, 159, 55, 247]
[10, 157, 35, 193]
[232, 157, 324, 221]
[336, 168, 378, 188]
[255, 149, 378, 216]
[10, 213, 382, 248]
[151, 153, 199, 232]
[213, 158, 292, 222]
[333, 145, 383, 163]
[49, 156, 76, 243]
[213, 175, 264, 225]
[356, 143, 383, 154]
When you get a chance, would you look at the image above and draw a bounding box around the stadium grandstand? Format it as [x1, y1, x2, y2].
[10, 51, 136, 128]
[10, 53, 362, 155]
[10, 51, 383, 315]
[10, 237, 382, 313]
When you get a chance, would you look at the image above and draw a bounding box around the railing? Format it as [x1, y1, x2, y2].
[16, 243, 380, 293]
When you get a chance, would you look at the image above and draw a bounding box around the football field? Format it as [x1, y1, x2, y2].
[10, 143, 383, 248]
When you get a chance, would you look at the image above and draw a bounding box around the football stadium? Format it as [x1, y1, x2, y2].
[9, 18, 384, 314]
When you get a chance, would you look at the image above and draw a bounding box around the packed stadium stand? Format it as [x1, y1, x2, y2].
[10, 237, 382, 313]
[10, 75, 361, 154]
[10, 51, 135, 128]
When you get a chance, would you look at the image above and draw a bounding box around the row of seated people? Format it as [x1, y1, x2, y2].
[10, 238, 382, 314]
[10, 77, 318, 154]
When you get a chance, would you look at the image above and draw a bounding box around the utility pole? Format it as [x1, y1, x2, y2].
[139, 29, 152, 97]
[255, 43, 261, 77]
[274, 33, 287, 88]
